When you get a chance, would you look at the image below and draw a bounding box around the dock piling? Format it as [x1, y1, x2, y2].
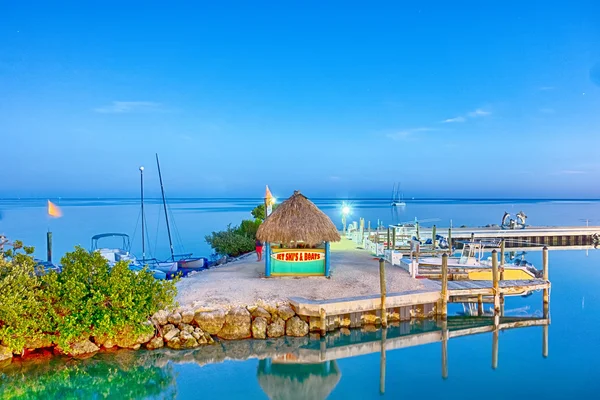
[543, 324, 549, 358]
[319, 308, 327, 337]
[477, 294, 484, 316]
[543, 246, 549, 305]
[387, 228, 391, 250]
[441, 319, 448, 379]
[492, 315, 499, 369]
[392, 227, 396, 250]
[448, 227, 452, 253]
[379, 258, 388, 328]
[441, 253, 448, 319]
[380, 327, 387, 394]
[492, 250, 500, 314]
[432, 225, 437, 249]
[500, 239, 505, 266]
[46, 231, 53, 263]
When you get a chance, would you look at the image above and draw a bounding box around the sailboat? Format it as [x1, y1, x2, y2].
[391, 182, 406, 207]
[156, 154, 208, 274]
[138, 166, 179, 278]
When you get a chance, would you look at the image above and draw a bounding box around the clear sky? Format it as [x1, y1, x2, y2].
[1, 1, 599, 199]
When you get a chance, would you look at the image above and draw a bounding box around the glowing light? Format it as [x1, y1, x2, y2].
[342, 206, 351, 215]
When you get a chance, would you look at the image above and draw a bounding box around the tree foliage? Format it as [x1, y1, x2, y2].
[251, 203, 278, 221]
[0, 244, 177, 353]
[204, 224, 255, 257]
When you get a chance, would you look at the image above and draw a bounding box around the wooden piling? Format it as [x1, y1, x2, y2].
[416, 222, 420, 241]
[46, 231, 53, 263]
[379, 258, 388, 328]
[500, 239, 505, 265]
[448, 227, 452, 253]
[380, 327, 387, 394]
[319, 308, 327, 337]
[492, 315, 499, 369]
[392, 227, 396, 250]
[441, 319, 448, 380]
[441, 253, 449, 319]
[543, 324, 548, 358]
[470, 232, 475, 242]
[432, 225, 437, 249]
[492, 250, 500, 314]
[543, 246, 549, 305]
[477, 294, 484, 316]
[387, 228, 391, 250]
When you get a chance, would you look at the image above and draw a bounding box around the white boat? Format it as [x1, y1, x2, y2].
[91, 233, 167, 280]
[391, 182, 406, 207]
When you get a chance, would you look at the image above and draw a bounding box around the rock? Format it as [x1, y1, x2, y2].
[217, 307, 252, 340]
[167, 312, 182, 325]
[216, 256, 227, 265]
[267, 317, 285, 338]
[362, 313, 380, 325]
[285, 316, 309, 337]
[194, 309, 226, 335]
[339, 317, 351, 328]
[191, 328, 203, 341]
[0, 345, 12, 363]
[252, 317, 268, 339]
[362, 324, 378, 333]
[115, 326, 154, 349]
[252, 307, 272, 323]
[180, 332, 199, 349]
[103, 339, 116, 349]
[247, 305, 258, 313]
[204, 333, 215, 344]
[162, 324, 176, 334]
[163, 328, 181, 342]
[276, 305, 295, 321]
[340, 327, 351, 336]
[166, 337, 182, 349]
[178, 323, 195, 334]
[60, 339, 99, 356]
[152, 310, 169, 326]
[24, 335, 54, 351]
[181, 309, 195, 324]
[146, 336, 164, 350]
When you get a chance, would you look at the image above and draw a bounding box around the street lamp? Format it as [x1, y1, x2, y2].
[341, 204, 351, 234]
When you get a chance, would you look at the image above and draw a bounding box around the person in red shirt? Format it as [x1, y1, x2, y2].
[256, 239, 263, 261]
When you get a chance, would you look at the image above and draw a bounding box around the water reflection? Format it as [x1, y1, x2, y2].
[0, 316, 549, 399]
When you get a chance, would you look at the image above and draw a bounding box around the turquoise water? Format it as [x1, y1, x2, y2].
[1, 199, 599, 398]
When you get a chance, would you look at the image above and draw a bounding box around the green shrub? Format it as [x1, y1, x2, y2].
[251, 203, 278, 220]
[237, 219, 261, 239]
[205, 224, 255, 257]
[0, 244, 177, 353]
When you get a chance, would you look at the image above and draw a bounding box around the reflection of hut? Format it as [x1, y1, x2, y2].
[256, 191, 341, 277]
[257, 359, 341, 400]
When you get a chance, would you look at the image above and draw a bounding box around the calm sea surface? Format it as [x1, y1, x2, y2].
[1, 198, 599, 399]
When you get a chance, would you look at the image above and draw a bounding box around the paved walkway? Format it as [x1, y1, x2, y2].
[176, 238, 426, 309]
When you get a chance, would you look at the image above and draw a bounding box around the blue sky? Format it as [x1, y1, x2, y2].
[1, 1, 599, 198]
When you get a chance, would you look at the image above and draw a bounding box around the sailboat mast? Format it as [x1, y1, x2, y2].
[156, 153, 175, 261]
[140, 166, 145, 259]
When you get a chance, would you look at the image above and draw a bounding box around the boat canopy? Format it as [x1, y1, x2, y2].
[91, 233, 131, 251]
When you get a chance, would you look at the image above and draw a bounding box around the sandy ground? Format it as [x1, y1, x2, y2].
[176, 238, 427, 309]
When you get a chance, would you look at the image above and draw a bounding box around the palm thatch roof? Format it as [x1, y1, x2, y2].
[256, 191, 341, 246]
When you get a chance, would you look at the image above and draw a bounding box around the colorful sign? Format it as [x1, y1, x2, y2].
[272, 251, 323, 262]
[270, 249, 326, 275]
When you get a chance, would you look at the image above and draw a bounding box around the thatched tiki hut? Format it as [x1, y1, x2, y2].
[256, 191, 340, 277]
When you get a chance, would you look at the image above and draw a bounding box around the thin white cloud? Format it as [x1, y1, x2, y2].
[442, 108, 491, 123]
[387, 127, 433, 141]
[443, 116, 466, 123]
[467, 108, 491, 117]
[93, 101, 162, 114]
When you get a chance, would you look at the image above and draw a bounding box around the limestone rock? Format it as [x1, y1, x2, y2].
[339, 317, 351, 328]
[181, 309, 195, 324]
[204, 333, 215, 344]
[162, 324, 175, 334]
[152, 310, 169, 326]
[285, 316, 309, 337]
[252, 307, 272, 323]
[178, 323, 194, 334]
[103, 339, 116, 349]
[115, 326, 154, 349]
[0, 345, 12, 363]
[61, 339, 99, 356]
[167, 312, 182, 325]
[146, 336, 164, 350]
[217, 307, 252, 340]
[194, 309, 226, 335]
[276, 305, 295, 321]
[252, 317, 268, 339]
[180, 332, 199, 348]
[166, 337, 182, 349]
[362, 313, 380, 325]
[267, 317, 285, 338]
[340, 327, 351, 336]
[164, 328, 181, 342]
[247, 305, 258, 313]
[24, 335, 54, 351]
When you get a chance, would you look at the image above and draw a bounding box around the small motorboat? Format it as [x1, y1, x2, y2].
[176, 255, 209, 276]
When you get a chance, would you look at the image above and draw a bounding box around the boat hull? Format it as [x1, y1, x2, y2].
[178, 257, 207, 271]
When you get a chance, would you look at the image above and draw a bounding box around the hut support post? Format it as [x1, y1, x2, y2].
[492, 250, 500, 315]
[265, 243, 271, 277]
[379, 258, 387, 328]
[441, 253, 448, 319]
[325, 242, 331, 277]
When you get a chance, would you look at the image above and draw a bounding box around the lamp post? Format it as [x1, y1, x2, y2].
[342, 205, 351, 234]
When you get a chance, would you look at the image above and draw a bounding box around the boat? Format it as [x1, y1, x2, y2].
[138, 165, 179, 277]
[391, 182, 406, 207]
[155, 153, 208, 275]
[401, 240, 541, 280]
[90, 233, 167, 280]
[34, 259, 61, 275]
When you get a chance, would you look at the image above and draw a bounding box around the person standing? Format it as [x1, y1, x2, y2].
[256, 239, 263, 261]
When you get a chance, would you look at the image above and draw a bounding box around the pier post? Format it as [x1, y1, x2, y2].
[492, 250, 500, 315]
[448, 227, 452, 253]
[46, 231, 53, 263]
[392, 227, 396, 251]
[500, 239, 505, 266]
[380, 327, 387, 394]
[368, 221, 371, 239]
[416, 222, 420, 241]
[432, 225, 437, 250]
[477, 294, 483, 316]
[320, 308, 327, 337]
[492, 315, 499, 370]
[543, 246, 549, 305]
[543, 324, 549, 358]
[441, 253, 448, 319]
[441, 319, 448, 380]
[470, 232, 475, 243]
[387, 228, 391, 250]
[379, 258, 388, 328]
